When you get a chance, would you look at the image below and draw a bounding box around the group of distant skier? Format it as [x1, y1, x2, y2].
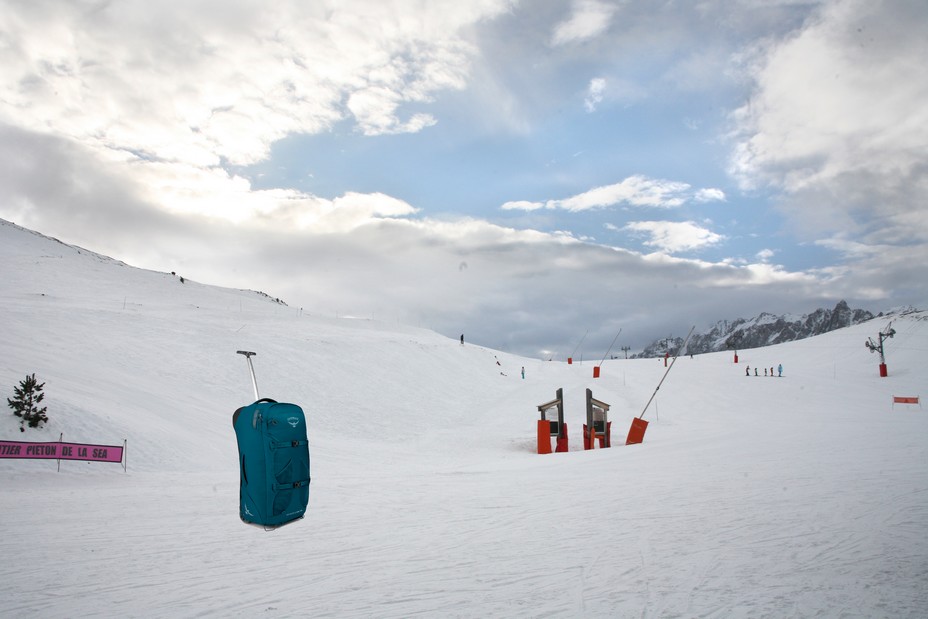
[746, 363, 783, 377]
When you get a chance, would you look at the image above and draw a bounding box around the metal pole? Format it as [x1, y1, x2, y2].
[237, 350, 259, 400]
[598, 328, 622, 367]
[638, 325, 695, 421]
[570, 329, 589, 360]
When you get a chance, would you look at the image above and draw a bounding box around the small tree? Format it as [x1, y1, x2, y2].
[7, 373, 49, 431]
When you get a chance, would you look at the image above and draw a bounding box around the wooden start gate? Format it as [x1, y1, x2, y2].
[536, 388, 568, 454]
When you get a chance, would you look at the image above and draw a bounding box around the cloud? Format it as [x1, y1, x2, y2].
[346, 88, 438, 136]
[0, 0, 501, 168]
[0, 0, 513, 232]
[502, 175, 728, 212]
[559, 177, 690, 210]
[0, 121, 843, 358]
[624, 220, 725, 253]
[724, 0, 928, 312]
[814, 236, 881, 259]
[500, 200, 545, 212]
[1, 0, 922, 361]
[584, 77, 607, 112]
[694, 188, 726, 203]
[551, 0, 616, 46]
[729, 0, 928, 240]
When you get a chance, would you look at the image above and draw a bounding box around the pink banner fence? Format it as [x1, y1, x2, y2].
[0, 436, 126, 471]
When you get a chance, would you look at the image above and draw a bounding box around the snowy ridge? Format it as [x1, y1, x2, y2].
[1, 217, 287, 309]
[0, 217, 131, 267]
[1, 221, 927, 617]
[637, 300, 878, 357]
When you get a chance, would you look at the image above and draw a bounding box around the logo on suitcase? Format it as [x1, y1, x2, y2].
[287, 416, 300, 428]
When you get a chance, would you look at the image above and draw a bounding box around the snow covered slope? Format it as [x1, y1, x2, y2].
[1, 218, 926, 617]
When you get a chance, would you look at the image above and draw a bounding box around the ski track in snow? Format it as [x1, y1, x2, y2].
[2, 219, 928, 617]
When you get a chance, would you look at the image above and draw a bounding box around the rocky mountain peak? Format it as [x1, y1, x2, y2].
[635, 301, 875, 358]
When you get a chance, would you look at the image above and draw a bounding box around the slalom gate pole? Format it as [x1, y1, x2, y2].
[637, 325, 695, 421]
[237, 350, 260, 400]
[598, 328, 622, 367]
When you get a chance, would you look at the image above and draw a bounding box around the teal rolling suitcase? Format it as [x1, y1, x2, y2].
[232, 398, 310, 528]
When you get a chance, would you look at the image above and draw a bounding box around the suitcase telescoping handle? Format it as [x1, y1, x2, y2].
[237, 350, 260, 400]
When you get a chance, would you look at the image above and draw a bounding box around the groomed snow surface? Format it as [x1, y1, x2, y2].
[1, 219, 926, 618]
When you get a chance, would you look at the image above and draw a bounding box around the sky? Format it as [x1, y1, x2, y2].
[1, 0, 926, 358]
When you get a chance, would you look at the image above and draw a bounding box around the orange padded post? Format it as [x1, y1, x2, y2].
[537, 419, 552, 454]
[555, 423, 569, 453]
[626, 417, 649, 445]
